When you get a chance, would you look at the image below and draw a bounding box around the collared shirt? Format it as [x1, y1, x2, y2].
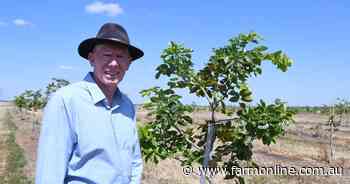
[35, 72, 142, 184]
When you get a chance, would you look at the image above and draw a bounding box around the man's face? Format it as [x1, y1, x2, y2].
[88, 43, 132, 88]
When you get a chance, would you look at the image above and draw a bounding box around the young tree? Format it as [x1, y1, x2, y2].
[14, 96, 25, 112]
[22, 90, 35, 114]
[327, 98, 350, 162]
[30, 90, 45, 131]
[14, 95, 26, 119]
[139, 32, 294, 183]
[334, 98, 350, 126]
[31, 90, 45, 112]
[44, 78, 70, 104]
[14, 78, 70, 111]
[14, 90, 45, 131]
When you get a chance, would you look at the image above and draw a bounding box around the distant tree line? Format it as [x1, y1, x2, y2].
[288, 101, 350, 115]
[14, 78, 70, 113]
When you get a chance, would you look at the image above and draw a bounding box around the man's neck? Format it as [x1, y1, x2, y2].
[93, 77, 118, 106]
[101, 85, 117, 106]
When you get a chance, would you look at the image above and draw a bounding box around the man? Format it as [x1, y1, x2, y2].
[35, 23, 144, 184]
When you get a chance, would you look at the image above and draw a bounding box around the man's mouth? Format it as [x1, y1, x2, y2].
[104, 71, 119, 79]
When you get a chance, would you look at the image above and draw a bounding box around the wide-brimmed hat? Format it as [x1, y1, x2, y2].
[78, 22, 144, 61]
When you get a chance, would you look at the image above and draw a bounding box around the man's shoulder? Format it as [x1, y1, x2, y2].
[119, 90, 135, 107]
[118, 90, 137, 120]
[49, 81, 90, 102]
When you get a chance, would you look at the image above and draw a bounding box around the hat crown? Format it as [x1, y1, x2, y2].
[96, 23, 129, 44]
[78, 22, 143, 61]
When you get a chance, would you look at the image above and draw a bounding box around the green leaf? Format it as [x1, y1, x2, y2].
[241, 95, 253, 102]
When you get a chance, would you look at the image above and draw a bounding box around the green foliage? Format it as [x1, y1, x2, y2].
[239, 100, 294, 145]
[328, 98, 350, 127]
[214, 100, 294, 167]
[14, 95, 26, 112]
[45, 78, 70, 99]
[139, 87, 197, 164]
[333, 98, 350, 116]
[14, 78, 70, 111]
[140, 32, 294, 183]
[14, 90, 45, 112]
[288, 106, 330, 114]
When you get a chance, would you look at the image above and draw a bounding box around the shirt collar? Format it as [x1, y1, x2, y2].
[83, 72, 122, 108]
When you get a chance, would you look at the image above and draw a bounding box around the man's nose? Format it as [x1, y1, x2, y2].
[109, 59, 120, 67]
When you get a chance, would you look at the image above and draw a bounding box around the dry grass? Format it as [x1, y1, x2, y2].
[142, 159, 200, 184]
[0, 102, 11, 176]
[11, 110, 40, 181]
[0, 104, 33, 183]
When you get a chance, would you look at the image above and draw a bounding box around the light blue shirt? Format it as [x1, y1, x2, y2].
[35, 72, 143, 184]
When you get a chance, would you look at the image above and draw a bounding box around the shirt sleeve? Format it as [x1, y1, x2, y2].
[130, 104, 143, 184]
[130, 127, 143, 184]
[35, 93, 75, 184]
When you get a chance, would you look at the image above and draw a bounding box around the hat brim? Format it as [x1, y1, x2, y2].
[78, 38, 144, 61]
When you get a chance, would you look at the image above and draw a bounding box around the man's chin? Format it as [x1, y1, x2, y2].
[98, 76, 123, 88]
[104, 79, 120, 86]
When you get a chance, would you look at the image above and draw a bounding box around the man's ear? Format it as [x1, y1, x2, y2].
[88, 52, 95, 67]
[126, 56, 132, 70]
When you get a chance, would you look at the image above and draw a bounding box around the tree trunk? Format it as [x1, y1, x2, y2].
[329, 106, 335, 162]
[200, 108, 216, 184]
[330, 122, 335, 162]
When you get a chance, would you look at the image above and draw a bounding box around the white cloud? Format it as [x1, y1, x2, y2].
[85, 1, 123, 16]
[13, 19, 32, 27]
[59, 65, 74, 70]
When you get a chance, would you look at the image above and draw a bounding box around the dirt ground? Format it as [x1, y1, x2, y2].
[0, 102, 12, 176]
[1, 104, 350, 183]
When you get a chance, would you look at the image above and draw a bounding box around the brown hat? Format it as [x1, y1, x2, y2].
[78, 22, 144, 61]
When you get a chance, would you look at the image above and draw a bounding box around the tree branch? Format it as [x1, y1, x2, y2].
[173, 125, 202, 151]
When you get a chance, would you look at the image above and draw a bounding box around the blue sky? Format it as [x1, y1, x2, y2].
[0, 1, 349, 106]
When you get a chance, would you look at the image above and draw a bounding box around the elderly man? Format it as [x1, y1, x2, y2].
[35, 23, 143, 184]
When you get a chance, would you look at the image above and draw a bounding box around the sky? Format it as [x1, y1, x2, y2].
[0, 1, 349, 106]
